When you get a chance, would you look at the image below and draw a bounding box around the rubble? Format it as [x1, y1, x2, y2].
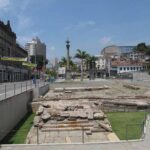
[33, 116, 41, 127]
[36, 106, 44, 115]
[32, 99, 112, 134]
[93, 112, 104, 120]
[98, 122, 112, 132]
[42, 103, 51, 108]
[123, 84, 140, 90]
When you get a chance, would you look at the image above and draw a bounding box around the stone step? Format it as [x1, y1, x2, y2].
[41, 127, 91, 132]
[42, 123, 94, 128]
[91, 128, 106, 132]
[46, 120, 89, 125]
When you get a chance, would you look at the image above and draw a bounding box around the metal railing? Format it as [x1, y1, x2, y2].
[0, 80, 47, 101]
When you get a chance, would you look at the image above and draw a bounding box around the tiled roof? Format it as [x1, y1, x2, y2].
[111, 60, 143, 67]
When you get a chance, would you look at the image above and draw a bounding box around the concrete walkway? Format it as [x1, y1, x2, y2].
[0, 116, 150, 150]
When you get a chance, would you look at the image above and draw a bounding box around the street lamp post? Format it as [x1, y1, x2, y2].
[34, 44, 37, 87]
[66, 39, 71, 80]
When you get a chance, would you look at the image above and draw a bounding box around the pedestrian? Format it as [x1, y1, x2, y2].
[33, 76, 36, 86]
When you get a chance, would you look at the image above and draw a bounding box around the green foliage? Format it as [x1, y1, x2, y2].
[59, 56, 77, 72]
[30, 56, 48, 69]
[74, 49, 89, 59]
[59, 57, 67, 67]
[134, 42, 150, 55]
[46, 68, 57, 77]
[107, 112, 147, 140]
[59, 57, 74, 67]
[2, 113, 35, 144]
[86, 55, 97, 69]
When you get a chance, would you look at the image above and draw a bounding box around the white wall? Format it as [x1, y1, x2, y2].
[117, 66, 143, 74]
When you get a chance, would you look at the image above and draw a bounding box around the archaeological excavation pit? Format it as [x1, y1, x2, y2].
[27, 82, 150, 144]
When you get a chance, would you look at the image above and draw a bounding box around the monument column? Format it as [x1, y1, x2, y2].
[66, 39, 71, 80]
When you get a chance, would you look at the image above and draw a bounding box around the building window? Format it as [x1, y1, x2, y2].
[120, 67, 122, 70]
[127, 67, 129, 70]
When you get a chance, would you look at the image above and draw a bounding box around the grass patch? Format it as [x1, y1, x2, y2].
[107, 111, 147, 140]
[1, 113, 35, 144]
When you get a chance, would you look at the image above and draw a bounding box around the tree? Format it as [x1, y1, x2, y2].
[86, 55, 97, 79]
[134, 43, 150, 54]
[59, 57, 67, 67]
[46, 68, 57, 77]
[59, 56, 77, 73]
[74, 49, 88, 81]
[59, 56, 75, 67]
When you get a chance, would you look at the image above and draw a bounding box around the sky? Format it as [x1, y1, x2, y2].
[0, 0, 150, 60]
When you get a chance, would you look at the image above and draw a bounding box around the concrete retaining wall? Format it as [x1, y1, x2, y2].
[33, 84, 49, 99]
[39, 84, 49, 96]
[0, 90, 33, 141]
[0, 84, 49, 142]
[133, 72, 150, 81]
[102, 103, 150, 112]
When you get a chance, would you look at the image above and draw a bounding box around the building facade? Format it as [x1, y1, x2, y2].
[101, 45, 121, 58]
[101, 45, 135, 58]
[95, 55, 106, 78]
[0, 20, 27, 58]
[119, 46, 135, 57]
[0, 20, 30, 82]
[110, 60, 144, 75]
[95, 55, 106, 70]
[25, 37, 46, 69]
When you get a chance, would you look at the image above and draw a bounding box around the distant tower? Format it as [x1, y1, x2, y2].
[66, 39, 71, 80]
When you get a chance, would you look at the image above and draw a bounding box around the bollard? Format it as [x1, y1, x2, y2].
[21, 83, 22, 92]
[82, 127, 84, 144]
[14, 84, 16, 95]
[37, 127, 39, 144]
[26, 82, 27, 91]
[126, 125, 128, 140]
[5, 84, 6, 99]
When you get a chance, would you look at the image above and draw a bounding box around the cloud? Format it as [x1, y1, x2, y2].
[17, 15, 32, 30]
[65, 20, 96, 31]
[0, 0, 33, 31]
[17, 31, 42, 45]
[77, 21, 96, 28]
[49, 46, 56, 51]
[46, 46, 56, 59]
[19, 0, 31, 11]
[0, 0, 10, 10]
[17, 35, 32, 45]
[99, 36, 113, 45]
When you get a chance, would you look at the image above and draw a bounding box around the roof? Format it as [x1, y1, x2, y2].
[111, 60, 143, 67]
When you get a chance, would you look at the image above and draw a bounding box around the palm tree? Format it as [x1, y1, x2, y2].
[88, 56, 97, 79]
[74, 49, 88, 81]
[59, 57, 67, 67]
[59, 56, 76, 70]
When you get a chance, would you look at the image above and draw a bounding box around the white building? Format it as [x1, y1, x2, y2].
[95, 55, 106, 70]
[58, 67, 66, 78]
[111, 60, 144, 75]
[129, 52, 145, 61]
[25, 37, 46, 64]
